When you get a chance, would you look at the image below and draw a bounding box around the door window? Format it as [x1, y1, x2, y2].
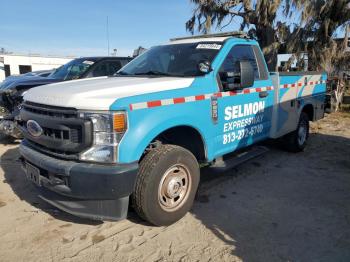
[218, 45, 262, 89]
[91, 62, 109, 77]
[108, 61, 122, 75]
[92, 61, 123, 77]
[19, 65, 32, 75]
[4, 65, 11, 77]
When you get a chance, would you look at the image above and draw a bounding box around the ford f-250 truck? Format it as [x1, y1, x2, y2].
[18, 32, 326, 226]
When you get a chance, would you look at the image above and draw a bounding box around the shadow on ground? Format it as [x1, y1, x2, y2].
[0, 146, 101, 225]
[192, 132, 350, 262]
[1, 132, 350, 261]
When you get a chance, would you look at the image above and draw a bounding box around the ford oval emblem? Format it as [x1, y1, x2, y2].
[27, 120, 43, 137]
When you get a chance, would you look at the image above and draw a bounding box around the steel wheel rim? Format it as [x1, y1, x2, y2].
[158, 164, 192, 212]
[298, 120, 307, 145]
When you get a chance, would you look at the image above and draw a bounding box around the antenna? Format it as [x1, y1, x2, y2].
[106, 16, 110, 56]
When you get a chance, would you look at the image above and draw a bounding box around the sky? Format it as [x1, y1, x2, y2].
[0, 0, 240, 57]
[1, 1, 346, 58]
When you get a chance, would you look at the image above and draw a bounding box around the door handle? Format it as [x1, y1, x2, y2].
[259, 91, 269, 98]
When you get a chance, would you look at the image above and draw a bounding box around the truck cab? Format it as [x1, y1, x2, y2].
[19, 32, 326, 226]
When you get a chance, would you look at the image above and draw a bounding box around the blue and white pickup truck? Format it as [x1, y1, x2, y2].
[18, 32, 326, 226]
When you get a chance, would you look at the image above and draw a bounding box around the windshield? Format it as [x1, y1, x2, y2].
[49, 58, 96, 80]
[117, 42, 222, 77]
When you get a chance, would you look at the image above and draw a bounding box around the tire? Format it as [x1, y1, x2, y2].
[0, 133, 16, 143]
[132, 144, 200, 226]
[284, 112, 309, 152]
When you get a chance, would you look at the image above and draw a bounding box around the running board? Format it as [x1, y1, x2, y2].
[210, 146, 269, 170]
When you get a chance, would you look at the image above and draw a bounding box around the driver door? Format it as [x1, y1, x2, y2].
[214, 44, 274, 156]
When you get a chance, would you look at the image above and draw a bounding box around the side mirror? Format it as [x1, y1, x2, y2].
[239, 61, 254, 88]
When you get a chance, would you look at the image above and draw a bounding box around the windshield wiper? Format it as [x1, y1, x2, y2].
[115, 71, 130, 76]
[116, 70, 185, 77]
[134, 70, 179, 77]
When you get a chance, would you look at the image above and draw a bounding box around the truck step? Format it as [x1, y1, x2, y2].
[210, 146, 269, 170]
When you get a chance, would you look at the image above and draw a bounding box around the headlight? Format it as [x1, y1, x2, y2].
[79, 111, 127, 163]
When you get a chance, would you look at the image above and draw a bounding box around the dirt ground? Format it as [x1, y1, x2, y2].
[0, 112, 349, 262]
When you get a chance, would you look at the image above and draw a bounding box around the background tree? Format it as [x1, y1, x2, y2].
[290, 1, 350, 111]
[186, 0, 301, 70]
[187, 0, 350, 111]
[186, 0, 349, 72]
[289, 0, 349, 71]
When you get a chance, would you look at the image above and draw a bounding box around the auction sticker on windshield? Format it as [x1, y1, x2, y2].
[196, 43, 222, 50]
[83, 60, 95, 65]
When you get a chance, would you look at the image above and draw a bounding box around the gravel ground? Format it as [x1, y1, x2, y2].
[0, 112, 349, 262]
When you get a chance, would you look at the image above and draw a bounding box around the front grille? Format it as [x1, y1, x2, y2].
[23, 101, 77, 118]
[19, 102, 92, 158]
[42, 126, 75, 141]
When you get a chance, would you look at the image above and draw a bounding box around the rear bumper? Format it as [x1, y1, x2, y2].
[19, 140, 139, 221]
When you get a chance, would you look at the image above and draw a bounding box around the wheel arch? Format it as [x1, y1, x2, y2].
[301, 103, 314, 121]
[117, 118, 210, 164]
[147, 125, 207, 162]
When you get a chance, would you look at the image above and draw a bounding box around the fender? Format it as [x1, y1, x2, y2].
[117, 104, 213, 163]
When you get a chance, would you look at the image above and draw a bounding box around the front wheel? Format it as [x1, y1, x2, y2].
[132, 144, 200, 226]
[283, 112, 309, 152]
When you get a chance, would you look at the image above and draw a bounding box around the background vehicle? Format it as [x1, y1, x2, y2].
[21, 70, 54, 78]
[0, 56, 132, 138]
[19, 32, 326, 226]
[0, 70, 54, 83]
[0, 70, 55, 98]
[0, 61, 4, 82]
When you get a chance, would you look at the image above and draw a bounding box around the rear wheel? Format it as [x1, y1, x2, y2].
[284, 112, 309, 152]
[132, 144, 200, 226]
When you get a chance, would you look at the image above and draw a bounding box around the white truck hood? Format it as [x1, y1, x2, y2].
[23, 76, 195, 110]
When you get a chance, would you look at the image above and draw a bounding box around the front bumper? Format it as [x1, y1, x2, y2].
[19, 140, 139, 221]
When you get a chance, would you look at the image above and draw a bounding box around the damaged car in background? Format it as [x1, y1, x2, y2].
[0, 56, 132, 139]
